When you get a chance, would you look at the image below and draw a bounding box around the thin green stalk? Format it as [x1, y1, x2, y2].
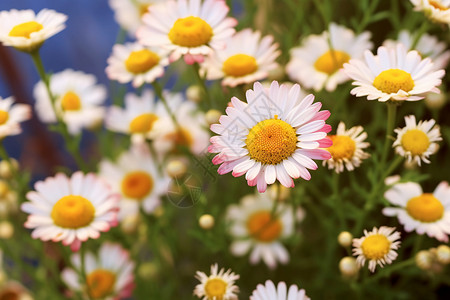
[192, 63, 212, 107]
[380, 102, 397, 171]
[152, 81, 181, 130]
[80, 244, 93, 300]
[331, 171, 346, 230]
[411, 21, 430, 50]
[364, 258, 415, 284]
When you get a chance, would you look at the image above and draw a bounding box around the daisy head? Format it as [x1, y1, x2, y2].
[352, 226, 401, 272]
[383, 30, 450, 71]
[250, 280, 309, 300]
[98, 144, 170, 221]
[209, 81, 332, 193]
[194, 264, 239, 300]
[286, 23, 372, 92]
[106, 42, 169, 88]
[62, 242, 135, 299]
[21, 172, 120, 251]
[105, 89, 165, 144]
[410, 0, 450, 24]
[33, 69, 107, 135]
[0, 96, 31, 139]
[0, 9, 67, 52]
[149, 92, 210, 157]
[323, 122, 370, 173]
[344, 44, 445, 102]
[225, 191, 295, 269]
[137, 0, 237, 64]
[202, 28, 280, 87]
[383, 181, 450, 242]
[109, 0, 165, 36]
[393, 115, 441, 166]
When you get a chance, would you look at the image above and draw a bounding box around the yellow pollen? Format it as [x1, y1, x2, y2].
[373, 69, 414, 94]
[204, 278, 227, 299]
[222, 54, 258, 77]
[247, 211, 283, 242]
[361, 234, 391, 260]
[86, 269, 116, 299]
[327, 135, 356, 160]
[125, 49, 159, 74]
[246, 118, 297, 165]
[61, 91, 82, 111]
[9, 21, 43, 38]
[168, 16, 213, 47]
[129, 113, 158, 133]
[406, 193, 444, 222]
[0, 111, 9, 125]
[121, 171, 154, 200]
[51, 195, 95, 229]
[430, 1, 449, 10]
[314, 50, 350, 75]
[401, 129, 430, 156]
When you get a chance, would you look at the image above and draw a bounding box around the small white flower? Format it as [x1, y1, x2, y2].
[0, 96, 31, 139]
[250, 280, 309, 300]
[393, 115, 441, 166]
[410, 0, 450, 24]
[0, 9, 67, 52]
[194, 264, 239, 300]
[383, 181, 450, 242]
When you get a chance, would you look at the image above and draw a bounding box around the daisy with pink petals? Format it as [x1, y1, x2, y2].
[21, 172, 119, 251]
[137, 0, 237, 64]
[209, 81, 332, 193]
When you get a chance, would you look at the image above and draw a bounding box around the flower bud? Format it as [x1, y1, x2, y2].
[121, 214, 140, 234]
[436, 245, 450, 265]
[339, 256, 359, 278]
[0, 221, 13, 239]
[0, 181, 9, 198]
[338, 231, 353, 248]
[425, 91, 447, 110]
[138, 262, 159, 280]
[0, 159, 18, 179]
[199, 214, 215, 229]
[166, 159, 188, 179]
[186, 85, 203, 103]
[415, 250, 433, 270]
[205, 109, 221, 125]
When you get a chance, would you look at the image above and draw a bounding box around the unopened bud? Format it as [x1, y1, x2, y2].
[338, 231, 353, 248]
[166, 159, 187, 178]
[0, 181, 9, 198]
[205, 109, 221, 125]
[436, 245, 450, 265]
[138, 262, 159, 280]
[121, 214, 140, 234]
[339, 257, 359, 278]
[416, 250, 433, 270]
[199, 214, 215, 229]
[0, 221, 13, 239]
[186, 85, 203, 103]
[425, 91, 447, 110]
[0, 159, 18, 179]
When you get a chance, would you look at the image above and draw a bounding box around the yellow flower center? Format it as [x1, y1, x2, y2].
[129, 113, 158, 133]
[373, 69, 415, 94]
[204, 278, 228, 300]
[9, 21, 43, 38]
[222, 54, 258, 77]
[246, 117, 297, 165]
[247, 211, 283, 242]
[361, 234, 391, 260]
[50, 195, 95, 229]
[121, 171, 154, 200]
[166, 128, 194, 150]
[0, 111, 9, 125]
[406, 193, 444, 222]
[125, 49, 160, 74]
[86, 269, 116, 299]
[139, 4, 151, 17]
[168, 16, 213, 47]
[314, 50, 350, 75]
[61, 91, 82, 111]
[400, 129, 430, 156]
[327, 135, 356, 160]
[430, 1, 449, 10]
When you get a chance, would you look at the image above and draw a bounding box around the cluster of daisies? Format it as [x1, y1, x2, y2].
[0, 0, 450, 298]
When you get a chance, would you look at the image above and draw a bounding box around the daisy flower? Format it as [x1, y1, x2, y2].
[149, 92, 210, 156]
[98, 144, 170, 221]
[393, 115, 441, 166]
[0, 9, 67, 52]
[0, 96, 31, 139]
[137, 0, 237, 64]
[33, 69, 107, 135]
[209, 81, 332, 193]
[194, 264, 239, 300]
[201, 28, 281, 87]
[410, 0, 450, 24]
[250, 280, 309, 300]
[286, 23, 372, 92]
[21, 171, 119, 252]
[383, 30, 450, 71]
[323, 122, 370, 173]
[343, 44, 445, 102]
[109, 0, 165, 36]
[383, 181, 450, 242]
[62, 242, 135, 299]
[105, 89, 165, 144]
[106, 42, 169, 88]
[225, 191, 295, 269]
[352, 226, 401, 272]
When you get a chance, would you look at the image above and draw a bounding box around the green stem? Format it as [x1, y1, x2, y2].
[192, 63, 212, 107]
[331, 171, 346, 230]
[364, 258, 415, 284]
[80, 244, 93, 300]
[380, 102, 397, 171]
[152, 81, 181, 130]
[411, 21, 429, 50]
